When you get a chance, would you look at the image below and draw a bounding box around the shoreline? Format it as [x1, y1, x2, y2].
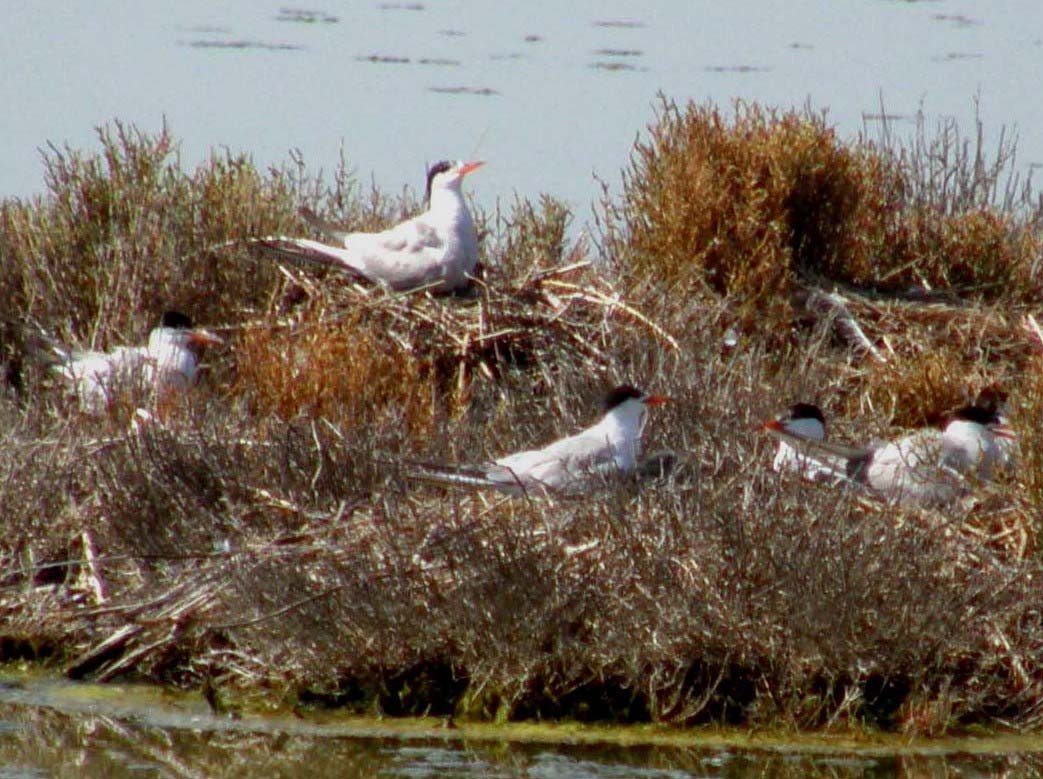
[5, 669, 1043, 755]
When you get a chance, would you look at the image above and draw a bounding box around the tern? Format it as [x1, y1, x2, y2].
[256, 159, 483, 293]
[761, 402, 838, 483]
[763, 403, 1015, 506]
[972, 385, 1018, 470]
[43, 311, 223, 414]
[411, 384, 670, 496]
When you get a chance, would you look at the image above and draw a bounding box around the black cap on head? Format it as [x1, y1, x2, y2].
[161, 311, 193, 330]
[604, 384, 645, 411]
[425, 160, 454, 203]
[974, 384, 1008, 414]
[788, 402, 825, 425]
[952, 405, 1002, 426]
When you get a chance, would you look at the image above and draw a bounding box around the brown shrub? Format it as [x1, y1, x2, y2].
[864, 207, 1041, 297]
[233, 302, 439, 441]
[601, 97, 1042, 336]
[0, 121, 300, 346]
[603, 99, 859, 325]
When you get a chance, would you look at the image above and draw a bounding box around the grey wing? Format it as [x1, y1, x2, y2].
[349, 219, 448, 289]
[551, 434, 618, 470]
[504, 433, 623, 489]
[298, 207, 442, 255]
[367, 217, 443, 254]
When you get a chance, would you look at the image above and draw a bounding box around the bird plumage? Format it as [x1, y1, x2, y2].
[44, 311, 222, 414]
[762, 402, 835, 482]
[411, 385, 669, 496]
[256, 159, 483, 293]
[763, 402, 1015, 507]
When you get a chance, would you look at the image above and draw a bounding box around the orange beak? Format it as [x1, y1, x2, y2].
[644, 395, 670, 407]
[993, 424, 1017, 440]
[759, 418, 785, 433]
[188, 329, 224, 347]
[459, 160, 485, 177]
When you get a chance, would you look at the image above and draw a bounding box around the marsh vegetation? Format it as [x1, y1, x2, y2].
[3, 99, 1043, 735]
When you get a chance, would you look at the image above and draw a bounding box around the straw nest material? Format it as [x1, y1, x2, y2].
[228, 246, 680, 434]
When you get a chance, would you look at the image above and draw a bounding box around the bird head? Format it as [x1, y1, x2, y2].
[425, 159, 484, 202]
[761, 402, 826, 441]
[153, 311, 224, 354]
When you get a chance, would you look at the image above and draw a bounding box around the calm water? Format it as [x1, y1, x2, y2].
[4, 676, 1043, 779]
[5, 1, 1043, 216]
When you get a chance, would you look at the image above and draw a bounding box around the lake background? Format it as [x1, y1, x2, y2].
[5, 1, 1043, 218]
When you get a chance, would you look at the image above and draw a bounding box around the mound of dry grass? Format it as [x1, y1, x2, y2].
[597, 97, 1043, 430]
[3, 111, 1043, 736]
[220, 189, 677, 445]
[600, 99, 860, 326]
[794, 292, 1036, 427]
[5, 326, 1042, 734]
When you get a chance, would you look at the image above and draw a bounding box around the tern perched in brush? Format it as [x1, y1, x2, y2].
[256, 159, 483, 293]
[763, 403, 1015, 507]
[41, 311, 223, 414]
[411, 385, 670, 496]
[973, 385, 1018, 470]
[760, 402, 836, 482]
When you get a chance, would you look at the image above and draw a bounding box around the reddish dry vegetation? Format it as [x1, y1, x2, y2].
[2, 102, 1043, 735]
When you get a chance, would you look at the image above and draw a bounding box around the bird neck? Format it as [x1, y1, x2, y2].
[941, 419, 993, 472]
[428, 183, 469, 219]
[595, 402, 646, 458]
[148, 329, 192, 365]
[148, 328, 174, 354]
[943, 419, 989, 449]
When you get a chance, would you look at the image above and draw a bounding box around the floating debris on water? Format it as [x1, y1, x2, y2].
[357, 54, 411, 64]
[931, 13, 982, 27]
[524, 34, 543, 43]
[704, 64, 772, 73]
[593, 19, 645, 28]
[184, 25, 232, 34]
[590, 61, 643, 72]
[184, 39, 303, 51]
[932, 51, 984, 61]
[429, 86, 499, 96]
[356, 54, 460, 66]
[592, 48, 643, 57]
[788, 42, 813, 50]
[275, 8, 339, 24]
[439, 29, 466, 37]
[490, 52, 524, 60]
[379, 2, 424, 10]
[862, 112, 908, 122]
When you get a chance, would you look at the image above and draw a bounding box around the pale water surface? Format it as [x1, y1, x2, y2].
[4, 1, 1043, 216]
